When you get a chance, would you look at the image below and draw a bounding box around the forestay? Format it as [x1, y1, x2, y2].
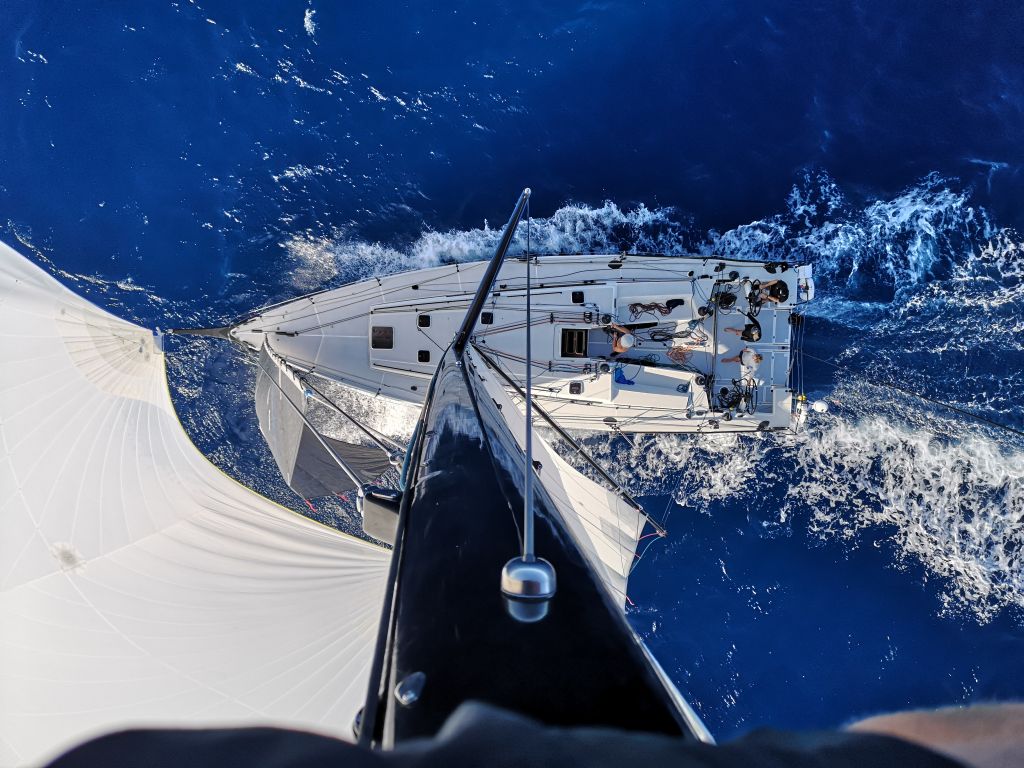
[255, 342, 392, 499]
[466, 347, 646, 607]
[0, 242, 389, 767]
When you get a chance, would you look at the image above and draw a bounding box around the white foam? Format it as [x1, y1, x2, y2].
[277, 201, 696, 293]
[311, 378, 418, 445]
[707, 171, 997, 298]
[572, 391, 1024, 623]
[572, 429, 779, 508]
[790, 385, 1024, 623]
[280, 232, 341, 290]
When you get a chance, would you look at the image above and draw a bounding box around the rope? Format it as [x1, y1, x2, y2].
[805, 352, 1024, 439]
[629, 301, 674, 320]
[648, 325, 708, 344]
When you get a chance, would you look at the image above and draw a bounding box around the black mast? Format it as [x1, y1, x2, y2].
[451, 187, 531, 357]
[357, 190, 710, 748]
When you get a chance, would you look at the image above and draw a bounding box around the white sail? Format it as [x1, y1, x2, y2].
[254, 341, 393, 498]
[466, 347, 646, 607]
[0, 242, 390, 767]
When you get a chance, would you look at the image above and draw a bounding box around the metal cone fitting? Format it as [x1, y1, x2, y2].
[501, 557, 556, 623]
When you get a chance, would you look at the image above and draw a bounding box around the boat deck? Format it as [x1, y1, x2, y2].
[231, 254, 811, 433]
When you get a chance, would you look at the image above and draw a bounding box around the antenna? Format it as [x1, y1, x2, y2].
[524, 197, 535, 560]
[500, 197, 557, 623]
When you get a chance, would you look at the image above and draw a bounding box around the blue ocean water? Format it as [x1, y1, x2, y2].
[3, 0, 1023, 741]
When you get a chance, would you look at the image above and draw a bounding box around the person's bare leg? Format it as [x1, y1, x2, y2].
[721, 354, 740, 364]
[724, 327, 742, 336]
[848, 703, 1024, 768]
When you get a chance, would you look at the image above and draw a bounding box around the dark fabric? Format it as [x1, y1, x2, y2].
[49, 702, 965, 768]
[768, 282, 790, 302]
[288, 428, 392, 498]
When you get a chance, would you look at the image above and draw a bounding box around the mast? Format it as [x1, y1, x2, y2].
[358, 190, 710, 748]
[451, 187, 531, 357]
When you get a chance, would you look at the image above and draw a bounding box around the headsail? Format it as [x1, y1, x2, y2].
[0, 241, 389, 767]
[254, 342, 393, 498]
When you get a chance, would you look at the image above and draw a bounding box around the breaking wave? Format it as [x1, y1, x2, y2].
[279, 201, 698, 291]
[578, 387, 1024, 624]
[792, 393, 1024, 624]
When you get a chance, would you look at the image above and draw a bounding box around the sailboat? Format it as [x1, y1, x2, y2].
[223, 213, 813, 435]
[1, 188, 807, 765]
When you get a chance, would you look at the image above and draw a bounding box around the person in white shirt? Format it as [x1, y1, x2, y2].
[722, 347, 763, 371]
[607, 322, 636, 355]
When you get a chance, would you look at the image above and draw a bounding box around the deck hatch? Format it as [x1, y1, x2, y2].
[371, 326, 394, 349]
[560, 328, 588, 358]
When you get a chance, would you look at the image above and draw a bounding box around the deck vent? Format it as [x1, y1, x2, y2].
[571, 290, 584, 304]
[417, 350, 430, 363]
[569, 382, 583, 395]
[371, 326, 394, 349]
[560, 328, 588, 358]
[418, 314, 430, 327]
[481, 311, 494, 325]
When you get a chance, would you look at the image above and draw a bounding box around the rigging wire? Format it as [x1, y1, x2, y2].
[300, 376, 405, 456]
[522, 197, 536, 561]
[255, 344, 365, 490]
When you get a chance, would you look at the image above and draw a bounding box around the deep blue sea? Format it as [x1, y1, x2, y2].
[3, 0, 1023, 741]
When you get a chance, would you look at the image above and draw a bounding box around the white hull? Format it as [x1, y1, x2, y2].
[232, 254, 812, 433]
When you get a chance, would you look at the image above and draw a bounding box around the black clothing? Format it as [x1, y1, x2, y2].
[768, 282, 789, 302]
[49, 702, 965, 768]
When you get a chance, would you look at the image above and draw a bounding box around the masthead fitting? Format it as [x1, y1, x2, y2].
[501, 556, 556, 624]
